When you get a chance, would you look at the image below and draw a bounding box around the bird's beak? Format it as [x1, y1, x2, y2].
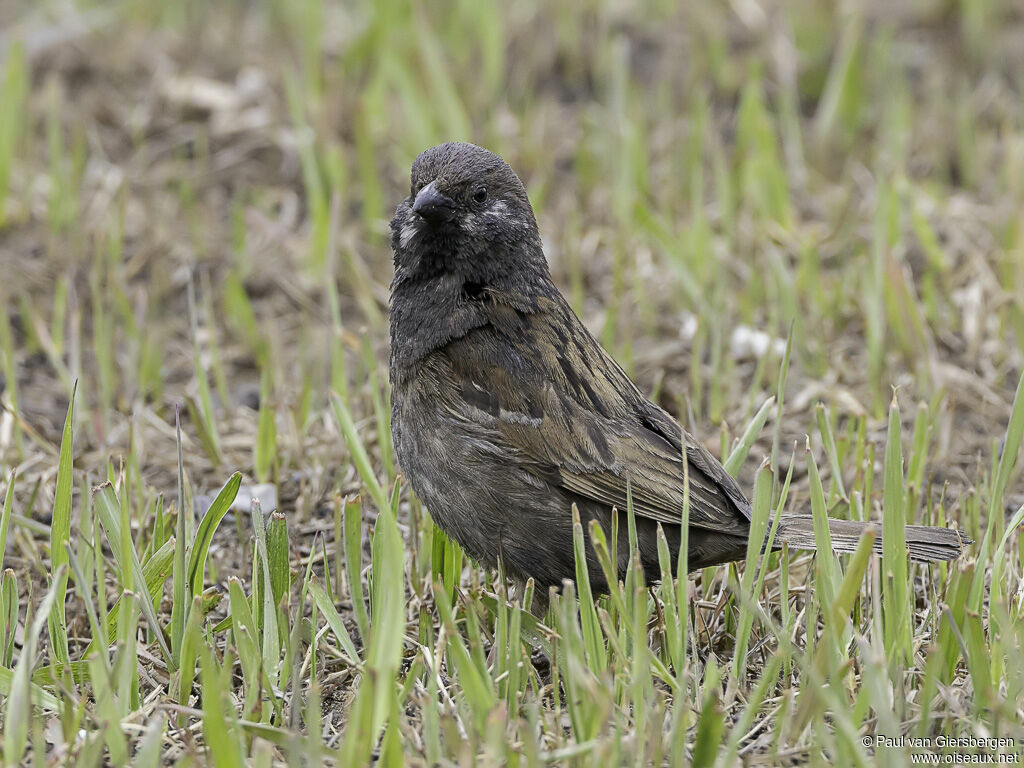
[412, 181, 456, 224]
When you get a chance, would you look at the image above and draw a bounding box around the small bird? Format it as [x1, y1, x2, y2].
[389, 141, 969, 604]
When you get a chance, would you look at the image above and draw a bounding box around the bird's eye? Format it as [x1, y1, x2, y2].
[472, 186, 487, 204]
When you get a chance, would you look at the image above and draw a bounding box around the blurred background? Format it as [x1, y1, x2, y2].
[1, 0, 1023, 533]
[1, 2, 1024, 762]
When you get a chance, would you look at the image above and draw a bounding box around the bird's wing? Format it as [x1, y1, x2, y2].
[442, 293, 751, 536]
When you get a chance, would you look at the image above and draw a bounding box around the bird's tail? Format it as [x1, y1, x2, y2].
[774, 515, 971, 563]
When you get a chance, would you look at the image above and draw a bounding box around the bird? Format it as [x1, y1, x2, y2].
[388, 141, 970, 607]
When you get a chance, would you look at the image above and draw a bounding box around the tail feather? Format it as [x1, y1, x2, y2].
[774, 515, 971, 563]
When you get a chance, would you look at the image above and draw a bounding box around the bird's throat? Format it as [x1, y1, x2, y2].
[389, 273, 490, 368]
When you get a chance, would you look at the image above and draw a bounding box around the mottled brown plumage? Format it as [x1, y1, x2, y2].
[389, 142, 970, 596]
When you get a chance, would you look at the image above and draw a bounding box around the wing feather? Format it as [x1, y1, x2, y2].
[443, 293, 752, 537]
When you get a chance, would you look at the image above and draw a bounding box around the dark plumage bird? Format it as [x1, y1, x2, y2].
[389, 141, 969, 602]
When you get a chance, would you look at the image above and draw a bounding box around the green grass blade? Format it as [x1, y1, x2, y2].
[172, 595, 203, 707]
[343, 496, 369, 643]
[171, 407, 187, 669]
[251, 498, 280, 689]
[815, 402, 847, 501]
[47, 382, 75, 670]
[4, 564, 64, 761]
[309, 579, 360, 665]
[0, 471, 14, 568]
[881, 395, 910, 665]
[227, 577, 261, 716]
[199, 642, 245, 767]
[723, 396, 774, 477]
[0, 569, 16, 667]
[805, 439, 840, 607]
[0, 665, 59, 711]
[265, 511, 290, 612]
[331, 392, 390, 514]
[733, 459, 773, 681]
[571, 504, 606, 672]
[78, 537, 175, 661]
[93, 483, 172, 664]
[187, 472, 242, 596]
[341, 484, 407, 764]
[134, 713, 167, 768]
[691, 662, 725, 768]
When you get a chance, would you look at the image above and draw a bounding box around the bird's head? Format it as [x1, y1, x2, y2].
[390, 142, 546, 288]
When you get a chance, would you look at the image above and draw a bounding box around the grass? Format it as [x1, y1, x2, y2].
[1, 0, 1024, 764]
